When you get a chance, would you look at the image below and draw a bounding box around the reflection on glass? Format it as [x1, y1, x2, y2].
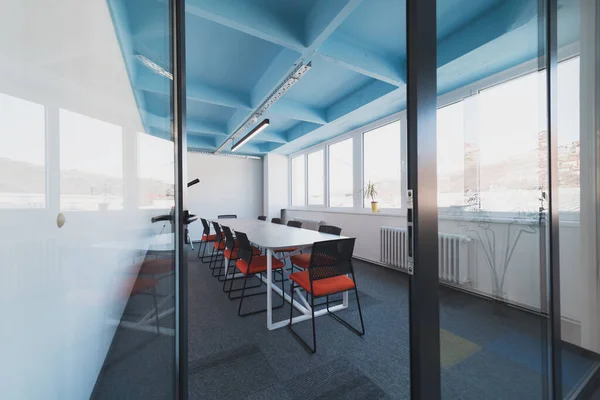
[329, 138, 353, 207]
[477, 72, 546, 213]
[59, 109, 124, 211]
[437, 101, 465, 208]
[291, 155, 305, 206]
[138, 132, 174, 209]
[0, 92, 45, 209]
[363, 121, 401, 208]
[307, 149, 324, 205]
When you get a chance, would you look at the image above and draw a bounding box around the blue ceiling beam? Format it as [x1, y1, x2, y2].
[216, 0, 364, 151]
[438, 0, 537, 67]
[258, 142, 284, 153]
[325, 80, 398, 123]
[286, 122, 324, 142]
[187, 134, 218, 149]
[304, 0, 365, 48]
[185, 0, 305, 51]
[135, 70, 252, 110]
[316, 36, 405, 86]
[268, 99, 327, 124]
[255, 130, 288, 144]
[142, 110, 228, 136]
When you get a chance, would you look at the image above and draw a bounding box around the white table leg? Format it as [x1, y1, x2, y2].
[266, 248, 273, 330]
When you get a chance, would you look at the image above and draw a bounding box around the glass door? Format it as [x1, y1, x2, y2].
[0, 0, 183, 398]
[435, 0, 555, 398]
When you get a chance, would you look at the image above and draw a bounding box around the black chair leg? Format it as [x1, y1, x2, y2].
[237, 271, 285, 316]
[288, 283, 317, 353]
[325, 288, 365, 336]
[151, 286, 160, 334]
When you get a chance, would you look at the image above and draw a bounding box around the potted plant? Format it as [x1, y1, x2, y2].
[363, 180, 379, 213]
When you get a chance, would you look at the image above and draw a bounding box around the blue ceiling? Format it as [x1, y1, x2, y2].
[107, 0, 580, 156]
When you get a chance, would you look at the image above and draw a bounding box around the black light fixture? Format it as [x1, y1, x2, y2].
[231, 119, 270, 152]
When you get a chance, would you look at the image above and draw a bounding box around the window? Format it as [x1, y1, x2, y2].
[138, 133, 174, 209]
[329, 138, 354, 207]
[291, 155, 305, 206]
[476, 71, 545, 212]
[0, 93, 46, 209]
[437, 101, 466, 208]
[307, 150, 324, 205]
[557, 57, 580, 212]
[363, 121, 402, 208]
[60, 109, 124, 211]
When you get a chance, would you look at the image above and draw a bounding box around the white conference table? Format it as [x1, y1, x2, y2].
[211, 218, 350, 330]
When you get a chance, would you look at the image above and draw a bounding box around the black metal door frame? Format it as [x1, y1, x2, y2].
[406, 0, 441, 398]
[171, 0, 188, 398]
[405, 0, 562, 398]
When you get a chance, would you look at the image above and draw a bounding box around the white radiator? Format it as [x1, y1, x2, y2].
[380, 226, 472, 285]
[292, 217, 325, 231]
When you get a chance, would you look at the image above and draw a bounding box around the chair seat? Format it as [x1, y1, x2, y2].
[224, 246, 261, 260]
[276, 247, 300, 253]
[129, 278, 159, 296]
[202, 234, 217, 242]
[290, 253, 311, 269]
[236, 256, 285, 275]
[290, 271, 355, 297]
[138, 258, 174, 275]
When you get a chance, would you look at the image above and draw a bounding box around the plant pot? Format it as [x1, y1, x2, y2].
[371, 202, 379, 213]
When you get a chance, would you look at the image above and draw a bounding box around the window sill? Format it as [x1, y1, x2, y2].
[285, 207, 407, 218]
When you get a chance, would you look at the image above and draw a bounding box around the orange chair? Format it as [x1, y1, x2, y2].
[219, 225, 261, 290]
[288, 238, 365, 353]
[232, 231, 286, 317]
[290, 225, 342, 270]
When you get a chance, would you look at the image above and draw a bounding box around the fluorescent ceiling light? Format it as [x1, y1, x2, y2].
[215, 61, 311, 153]
[231, 119, 270, 152]
[136, 54, 173, 80]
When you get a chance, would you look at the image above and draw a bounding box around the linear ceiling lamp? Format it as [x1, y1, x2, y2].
[215, 61, 312, 153]
[231, 119, 270, 152]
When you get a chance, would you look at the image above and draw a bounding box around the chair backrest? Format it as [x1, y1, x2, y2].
[201, 218, 211, 236]
[271, 218, 284, 225]
[258, 216, 267, 221]
[318, 225, 342, 236]
[287, 220, 302, 228]
[218, 214, 237, 219]
[221, 225, 236, 250]
[234, 231, 253, 264]
[212, 222, 223, 243]
[308, 238, 356, 282]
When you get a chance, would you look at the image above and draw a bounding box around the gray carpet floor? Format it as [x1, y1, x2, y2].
[93, 248, 600, 399]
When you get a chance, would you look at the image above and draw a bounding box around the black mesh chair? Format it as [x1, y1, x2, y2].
[271, 217, 284, 224]
[288, 238, 364, 353]
[258, 216, 267, 221]
[275, 220, 304, 256]
[218, 214, 237, 219]
[231, 231, 286, 316]
[197, 218, 216, 262]
[290, 225, 342, 270]
[220, 226, 262, 291]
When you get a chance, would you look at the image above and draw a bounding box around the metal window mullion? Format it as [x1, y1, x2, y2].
[545, 0, 562, 397]
[46, 106, 60, 212]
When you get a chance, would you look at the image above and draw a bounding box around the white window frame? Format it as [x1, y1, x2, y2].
[286, 42, 581, 220]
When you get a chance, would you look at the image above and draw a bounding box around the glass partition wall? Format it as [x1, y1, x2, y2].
[0, 0, 183, 399]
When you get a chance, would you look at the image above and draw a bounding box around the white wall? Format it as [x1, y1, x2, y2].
[187, 153, 263, 238]
[0, 1, 171, 398]
[263, 153, 289, 220]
